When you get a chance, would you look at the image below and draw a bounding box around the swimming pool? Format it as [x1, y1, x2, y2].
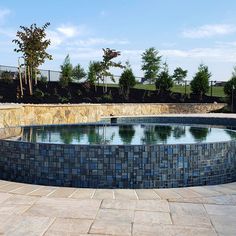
[0, 116, 235, 188]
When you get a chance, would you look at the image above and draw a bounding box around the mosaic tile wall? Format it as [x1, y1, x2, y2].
[0, 139, 235, 188]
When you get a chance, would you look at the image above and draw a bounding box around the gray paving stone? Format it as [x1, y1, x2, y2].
[136, 200, 169, 212]
[101, 199, 136, 210]
[93, 189, 114, 200]
[114, 189, 138, 200]
[209, 214, 236, 236]
[0, 183, 25, 193]
[46, 218, 93, 235]
[10, 185, 43, 195]
[135, 189, 160, 200]
[0, 204, 31, 215]
[2, 195, 40, 205]
[134, 210, 172, 224]
[70, 189, 95, 199]
[172, 213, 212, 228]
[0, 192, 12, 203]
[205, 185, 236, 195]
[0, 215, 54, 236]
[169, 195, 236, 205]
[154, 189, 182, 199]
[173, 188, 202, 198]
[24, 197, 101, 219]
[96, 208, 134, 223]
[204, 204, 236, 216]
[90, 220, 131, 236]
[169, 202, 207, 216]
[133, 224, 217, 236]
[189, 186, 222, 197]
[28, 186, 58, 197]
[47, 187, 77, 198]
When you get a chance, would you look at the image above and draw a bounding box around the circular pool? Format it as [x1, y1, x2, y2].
[0, 116, 235, 188]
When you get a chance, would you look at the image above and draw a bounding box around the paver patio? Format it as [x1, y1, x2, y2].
[0, 180, 234, 235]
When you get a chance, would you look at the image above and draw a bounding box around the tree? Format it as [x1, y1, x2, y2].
[13, 22, 52, 95]
[72, 64, 86, 82]
[155, 62, 173, 94]
[87, 61, 103, 91]
[172, 67, 188, 84]
[99, 48, 124, 93]
[190, 64, 211, 100]
[141, 47, 162, 84]
[119, 62, 136, 100]
[59, 54, 73, 87]
[224, 75, 236, 97]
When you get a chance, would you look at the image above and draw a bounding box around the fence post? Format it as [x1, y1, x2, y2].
[210, 81, 213, 97]
[184, 81, 187, 96]
[48, 70, 51, 82]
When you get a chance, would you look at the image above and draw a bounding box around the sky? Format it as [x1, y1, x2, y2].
[1, 0, 236, 81]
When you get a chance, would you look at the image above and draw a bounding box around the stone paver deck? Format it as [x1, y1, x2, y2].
[0, 180, 234, 235]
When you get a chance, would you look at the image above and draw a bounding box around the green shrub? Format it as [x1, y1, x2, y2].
[119, 66, 136, 100]
[1, 71, 13, 84]
[155, 63, 173, 94]
[224, 76, 236, 97]
[33, 88, 45, 99]
[102, 93, 113, 102]
[190, 64, 211, 100]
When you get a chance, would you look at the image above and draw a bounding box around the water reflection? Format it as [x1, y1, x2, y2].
[12, 124, 236, 145]
[173, 126, 186, 139]
[119, 125, 135, 144]
[189, 127, 210, 142]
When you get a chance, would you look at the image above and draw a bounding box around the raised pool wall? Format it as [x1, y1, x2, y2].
[0, 139, 235, 188]
[0, 103, 226, 128]
[0, 109, 235, 188]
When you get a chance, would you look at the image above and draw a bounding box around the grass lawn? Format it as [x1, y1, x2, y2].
[97, 83, 226, 97]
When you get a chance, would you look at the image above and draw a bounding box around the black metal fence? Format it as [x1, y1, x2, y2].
[0, 65, 61, 82]
[0, 64, 227, 97]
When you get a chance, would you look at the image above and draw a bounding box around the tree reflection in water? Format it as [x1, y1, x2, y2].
[142, 125, 172, 144]
[118, 125, 135, 144]
[189, 126, 210, 142]
[173, 126, 186, 139]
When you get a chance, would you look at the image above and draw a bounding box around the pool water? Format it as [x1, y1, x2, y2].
[16, 124, 236, 145]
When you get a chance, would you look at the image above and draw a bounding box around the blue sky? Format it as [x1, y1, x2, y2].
[1, 0, 236, 81]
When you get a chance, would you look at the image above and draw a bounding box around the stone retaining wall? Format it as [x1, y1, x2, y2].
[0, 103, 226, 128]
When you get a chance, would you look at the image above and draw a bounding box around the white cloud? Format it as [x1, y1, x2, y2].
[67, 38, 129, 47]
[0, 8, 10, 22]
[56, 24, 87, 38]
[160, 47, 236, 62]
[47, 30, 63, 48]
[182, 24, 236, 38]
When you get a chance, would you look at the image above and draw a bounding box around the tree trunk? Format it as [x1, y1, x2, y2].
[28, 66, 33, 95]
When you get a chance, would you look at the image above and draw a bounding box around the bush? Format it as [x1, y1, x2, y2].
[33, 88, 45, 98]
[190, 64, 211, 100]
[155, 63, 173, 94]
[59, 54, 73, 87]
[224, 76, 236, 97]
[38, 75, 48, 83]
[102, 93, 113, 102]
[1, 71, 14, 84]
[72, 64, 86, 82]
[119, 67, 136, 100]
